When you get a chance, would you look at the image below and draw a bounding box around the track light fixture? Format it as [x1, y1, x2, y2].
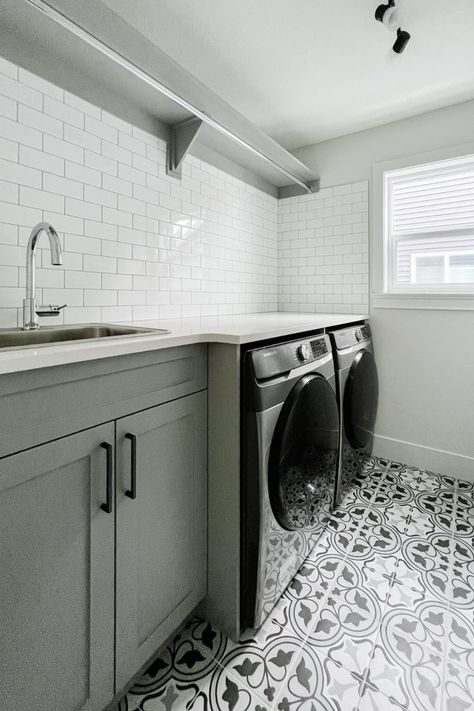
[375, 0, 411, 54]
[375, 0, 399, 30]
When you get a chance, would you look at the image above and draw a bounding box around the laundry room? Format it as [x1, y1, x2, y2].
[0, 2, 473, 710]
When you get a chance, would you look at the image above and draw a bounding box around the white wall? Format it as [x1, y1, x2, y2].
[0, 56, 278, 327]
[369, 308, 474, 478]
[278, 182, 368, 314]
[293, 100, 474, 480]
[293, 98, 474, 189]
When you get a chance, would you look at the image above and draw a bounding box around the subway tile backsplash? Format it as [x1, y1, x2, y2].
[279, 183, 369, 314]
[0, 58, 278, 327]
[0, 56, 368, 326]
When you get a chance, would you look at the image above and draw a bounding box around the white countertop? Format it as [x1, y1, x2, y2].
[0, 312, 367, 375]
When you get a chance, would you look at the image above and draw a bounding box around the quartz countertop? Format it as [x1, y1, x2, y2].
[0, 311, 367, 375]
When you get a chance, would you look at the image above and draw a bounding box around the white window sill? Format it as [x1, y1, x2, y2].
[371, 292, 474, 311]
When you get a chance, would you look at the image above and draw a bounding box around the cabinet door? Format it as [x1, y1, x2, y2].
[0, 424, 115, 711]
[115, 391, 207, 689]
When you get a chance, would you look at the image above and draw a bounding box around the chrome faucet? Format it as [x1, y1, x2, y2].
[22, 222, 67, 330]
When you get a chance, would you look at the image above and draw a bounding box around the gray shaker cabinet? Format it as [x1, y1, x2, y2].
[0, 423, 115, 711]
[115, 391, 208, 690]
[0, 345, 208, 709]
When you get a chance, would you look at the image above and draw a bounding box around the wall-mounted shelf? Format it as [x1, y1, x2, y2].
[0, 0, 319, 196]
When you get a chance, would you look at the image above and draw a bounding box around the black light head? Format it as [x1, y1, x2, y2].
[393, 27, 411, 53]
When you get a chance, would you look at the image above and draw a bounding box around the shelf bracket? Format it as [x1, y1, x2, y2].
[166, 117, 204, 179]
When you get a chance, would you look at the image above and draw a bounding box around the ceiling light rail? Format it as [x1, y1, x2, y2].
[22, 0, 318, 195]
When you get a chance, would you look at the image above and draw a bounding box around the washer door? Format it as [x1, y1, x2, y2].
[268, 373, 340, 531]
[344, 349, 379, 450]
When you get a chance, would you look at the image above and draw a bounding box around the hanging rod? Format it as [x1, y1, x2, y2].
[24, 0, 315, 194]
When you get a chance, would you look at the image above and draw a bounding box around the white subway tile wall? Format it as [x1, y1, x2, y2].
[0, 58, 278, 327]
[279, 184, 369, 314]
[0, 57, 370, 326]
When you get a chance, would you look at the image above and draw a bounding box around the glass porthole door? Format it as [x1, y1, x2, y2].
[268, 374, 340, 530]
[344, 350, 379, 450]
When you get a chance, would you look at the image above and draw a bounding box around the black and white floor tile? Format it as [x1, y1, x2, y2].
[124, 456, 474, 711]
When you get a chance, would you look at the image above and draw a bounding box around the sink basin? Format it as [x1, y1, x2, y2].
[0, 323, 171, 351]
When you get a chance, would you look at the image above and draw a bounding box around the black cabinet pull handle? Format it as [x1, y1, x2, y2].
[100, 441, 113, 513]
[125, 433, 137, 500]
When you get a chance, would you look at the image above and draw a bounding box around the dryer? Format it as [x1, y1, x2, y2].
[241, 334, 340, 630]
[329, 323, 379, 503]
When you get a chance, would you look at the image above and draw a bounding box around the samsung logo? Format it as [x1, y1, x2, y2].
[262, 350, 276, 358]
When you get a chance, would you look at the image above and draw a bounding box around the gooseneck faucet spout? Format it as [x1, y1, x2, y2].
[23, 222, 65, 330]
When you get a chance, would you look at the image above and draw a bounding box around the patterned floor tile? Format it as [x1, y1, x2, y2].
[305, 558, 383, 678]
[125, 456, 474, 711]
[214, 635, 305, 706]
[442, 662, 474, 711]
[410, 490, 457, 535]
[356, 506, 404, 560]
[275, 652, 362, 711]
[360, 455, 391, 475]
[450, 538, 474, 610]
[451, 499, 474, 538]
[372, 473, 416, 509]
[397, 534, 454, 605]
[456, 479, 474, 495]
[130, 625, 221, 697]
[308, 507, 366, 560]
[403, 509, 441, 538]
[453, 491, 474, 511]
[445, 609, 474, 672]
[358, 553, 400, 604]
[379, 502, 413, 533]
[385, 461, 455, 496]
[357, 681, 409, 711]
[375, 599, 449, 711]
[129, 660, 268, 711]
[254, 574, 326, 643]
[389, 566, 439, 607]
[417, 472, 457, 495]
[365, 643, 409, 709]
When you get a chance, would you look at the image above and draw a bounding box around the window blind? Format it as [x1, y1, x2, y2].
[389, 158, 474, 235]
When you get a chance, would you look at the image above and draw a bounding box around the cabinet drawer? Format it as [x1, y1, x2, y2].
[0, 344, 207, 458]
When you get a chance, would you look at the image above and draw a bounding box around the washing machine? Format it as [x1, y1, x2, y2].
[241, 333, 340, 630]
[329, 323, 379, 503]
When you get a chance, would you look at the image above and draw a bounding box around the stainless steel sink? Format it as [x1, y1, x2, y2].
[0, 323, 171, 351]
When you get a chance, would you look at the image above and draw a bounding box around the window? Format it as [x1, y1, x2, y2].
[411, 251, 474, 285]
[383, 155, 474, 294]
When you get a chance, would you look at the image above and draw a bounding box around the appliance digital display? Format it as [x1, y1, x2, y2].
[310, 339, 328, 358]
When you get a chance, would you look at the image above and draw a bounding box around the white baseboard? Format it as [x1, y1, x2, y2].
[373, 434, 474, 482]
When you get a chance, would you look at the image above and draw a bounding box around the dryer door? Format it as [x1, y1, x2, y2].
[344, 349, 379, 450]
[268, 373, 339, 531]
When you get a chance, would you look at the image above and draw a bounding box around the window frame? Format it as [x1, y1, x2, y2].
[371, 142, 474, 311]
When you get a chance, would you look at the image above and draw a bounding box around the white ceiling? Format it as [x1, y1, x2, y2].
[103, 0, 474, 150]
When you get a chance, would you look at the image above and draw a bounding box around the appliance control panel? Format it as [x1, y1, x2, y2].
[252, 334, 330, 380]
[331, 323, 371, 350]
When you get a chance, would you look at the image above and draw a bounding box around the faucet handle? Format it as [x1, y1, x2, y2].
[36, 303, 67, 317]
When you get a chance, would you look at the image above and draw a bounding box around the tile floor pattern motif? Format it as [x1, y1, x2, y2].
[123, 457, 474, 711]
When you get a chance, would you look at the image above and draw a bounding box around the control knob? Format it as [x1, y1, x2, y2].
[297, 343, 311, 361]
[355, 330, 362, 342]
